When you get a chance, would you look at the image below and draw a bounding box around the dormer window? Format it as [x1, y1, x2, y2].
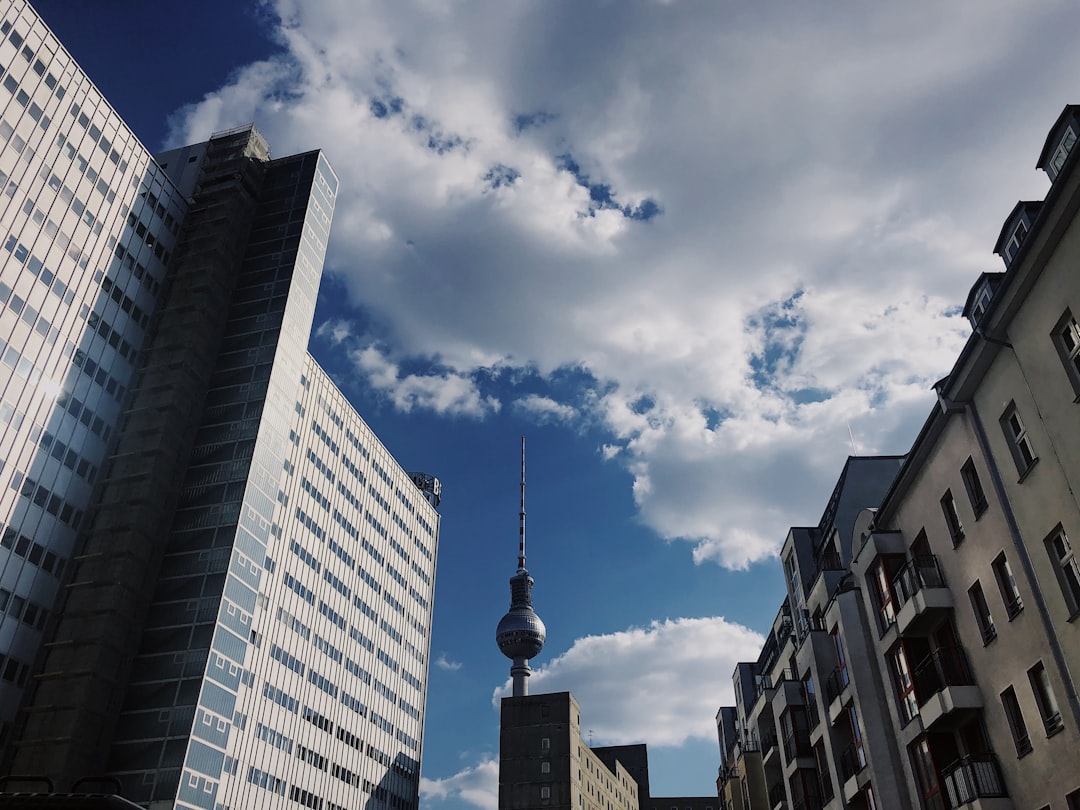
[1003, 220, 1028, 264]
[963, 272, 1004, 331]
[1051, 126, 1077, 175]
[970, 286, 992, 324]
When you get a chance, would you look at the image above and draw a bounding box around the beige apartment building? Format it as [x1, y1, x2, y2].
[717, 105, 1080, 810]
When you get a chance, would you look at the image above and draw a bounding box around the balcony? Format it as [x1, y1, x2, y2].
[942, 755, 1012, 809]
[782, 728, 813, 766]
[913, 647, 983, 730]
[893, 556, 953, 636]
[807, 697, 821, 732]
[769, 782, 788, 809]
[839, 744, 868, 804]
[825, 668, 850, 725]
[762, 729, 780, 768]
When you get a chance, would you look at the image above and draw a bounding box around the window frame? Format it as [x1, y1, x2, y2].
[967, 581, 996, 645]
[1000, 403, 1037, 478]
[960, 457, 988, 518]
[992, 553, 1024, 620]
[1052, 309, 1080, 398]
[1027, 661, 1064, 736]
[1044, 526, 1080, 619]
[940, 489, 964, 546]
[1001, 686, 1032, 757]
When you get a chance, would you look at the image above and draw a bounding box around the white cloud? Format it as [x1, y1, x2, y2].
[513, 394, 578, 424]
[421, 756, 498, 810]
[435, 654, 463, 672]
[493, 617, 764, 746]
[350, 344, 500, 419]
[167, 0, 1079, 567]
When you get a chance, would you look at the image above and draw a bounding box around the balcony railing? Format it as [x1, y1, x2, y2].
[825, 667, 848, 706]
[792, 795, 823, 810]
[782, 728, 812, 764]
[891, 555, 946, 609]
[817, 551, 844, 572]
[838, 743, 865, 782]
[761, 729, 778, 758]
[912, 647, 974, 706]
[941, 755, 1007, 807]
[818, 770, 834, 803]
[807, 697, 821, 731]
[769, 782, 788, 808]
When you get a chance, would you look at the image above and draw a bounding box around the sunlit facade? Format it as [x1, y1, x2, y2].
[0, 3, 442, 809]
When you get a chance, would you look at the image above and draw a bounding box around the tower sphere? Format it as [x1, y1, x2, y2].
[497, 571, 547, 660]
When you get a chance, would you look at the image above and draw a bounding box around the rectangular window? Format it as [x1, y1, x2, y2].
[1000, 404, 1037, 476]
[1052, 309, 1080, 396]
[960, 457, 988, 518]
[968, 582, 996, 645]
[940, 489, 964, 545]
[992, 553, 1024, 619]
[1044, 527, 1080, 618]
[1001, 686, 1032, 756]
[1027, 662, 1064, 735]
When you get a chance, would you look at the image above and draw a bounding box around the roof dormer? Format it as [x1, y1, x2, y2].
[963, 272, 1005, 330]
[1037, 104, 1080, 184]
[993, 200, 1042, 268]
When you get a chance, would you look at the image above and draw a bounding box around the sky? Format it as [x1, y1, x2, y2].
[31, 0, 1080, 805]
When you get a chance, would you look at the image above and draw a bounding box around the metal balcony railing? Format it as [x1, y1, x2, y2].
[807, 697, 821, 731]
[818, 770, 834, 803]
[825, 667, 847, 706]
[769, 782, 788, 808]
[782, 728, 812, 764]
[891, 555, 946, 609]
[761, 729, 779, 757]
[941, 755, 1008, 806]
[912, 647, 974, 706]
[838, 743, 865, 782]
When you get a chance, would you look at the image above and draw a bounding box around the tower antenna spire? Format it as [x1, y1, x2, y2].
[518, 436, 526, 572]
[496, 437, 546, 696]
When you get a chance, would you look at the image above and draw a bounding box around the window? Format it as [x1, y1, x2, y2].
[910, 738, 944, 810]
[1003, 220, 1028, 264]
[541, 762, 550, 774]
[1045, 527, 1080, 617]
[1000, 404, 1037, 476]
[992, 553, 1024, 619]
[968, 582, 996, 645]
[1052, 310, 1080, 395]
[541, 737, 550, 750]
[961, 457, 988, 517]
[870, 558, 899, 633]
[540, 786, 551, 800]
[940, 489, 964, 545]
[1027, 662, 1064, 735]
[847, 706, 866, 769]
[1051, 126, 1077, 175]
[832, 628, 849, 687]
[890, 644, 918, 724]
[1067, 787, 1080, 810]
[1001, 687, 1032, 756]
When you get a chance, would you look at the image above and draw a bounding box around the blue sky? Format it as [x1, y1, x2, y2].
[34, 0, 1080, 805]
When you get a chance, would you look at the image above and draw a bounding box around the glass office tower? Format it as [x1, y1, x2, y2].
[1, 3, 442, 809]
[0, 0, 184, 742]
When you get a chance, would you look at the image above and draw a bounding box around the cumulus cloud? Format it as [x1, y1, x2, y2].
[493, 617, 764, 746]
[513, 394, 578, 424]
[167, 0, 1078, 567]
[350, 344, 500, 419]
[421, 756, 498, 810]
[435, 654, 463, 672]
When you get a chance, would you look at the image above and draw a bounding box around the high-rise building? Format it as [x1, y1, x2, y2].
[0, 3, 442, 809]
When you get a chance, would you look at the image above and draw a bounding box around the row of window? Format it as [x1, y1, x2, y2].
[0, 586, 47, 630]
[1000, 660, 1064, 757]
[66, 100, 129, 175]
[9, 471, 82, 530]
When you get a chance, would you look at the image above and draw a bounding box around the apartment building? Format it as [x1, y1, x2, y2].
[717, 104, 1080, 810]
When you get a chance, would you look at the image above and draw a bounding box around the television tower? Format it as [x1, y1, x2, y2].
[495, 437, 547, 696]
